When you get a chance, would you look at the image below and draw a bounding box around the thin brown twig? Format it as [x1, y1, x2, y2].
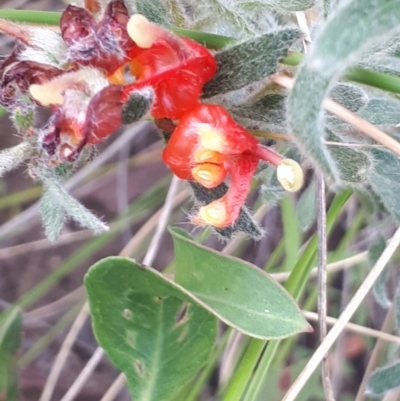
[39, 303, 90, 401]
[316, 172, 336, 401]
[282, 225, 400, 401]
[303, 309, 400, 346]
[354, 305, 395, 401]
[270, 74, 400, 157]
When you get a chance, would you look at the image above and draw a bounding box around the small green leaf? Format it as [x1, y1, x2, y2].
[327, 132, 371, 184]
[134, 0, 172, 25]
[369, 149, 400, 220]
[203, 28, 301, 98]
[171, 227, 311, 339]
[288, 0, 400, 178]
[231, 93, 287, 130]
[36, 167, 109, 236]
[358, 95, 400, 126]
[329, 83, 367, 113]
[122, 88, 154, 125]
[0, 308, 22, 401]
[367, 360, 400, 396]
[359, 54, 400, 77]
[296, 179, 316, 231]
[237, 0, 314, 12]
[370, 237, 391, 309]
[85, 257, 217, 401]
[0, 143, 32, 177]
[40, 188, 65, 243]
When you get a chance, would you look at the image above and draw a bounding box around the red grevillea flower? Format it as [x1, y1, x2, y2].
[120, 15, 218, 120]
[27, 13, 216, 161]
[162, 103, 303, 227]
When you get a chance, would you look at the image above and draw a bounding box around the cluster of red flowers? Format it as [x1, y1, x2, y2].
[0, 0, 303, 229]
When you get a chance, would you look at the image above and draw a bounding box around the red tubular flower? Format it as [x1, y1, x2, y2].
[162, 103, 303, 227]
[121, 15, 217, 120]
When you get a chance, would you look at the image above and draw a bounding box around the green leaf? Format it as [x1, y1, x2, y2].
[134, 0, 172, 25]
[40, 188, 65, 243]
[85, 257, 217, 401]
[370, 237, 391, 309]
[170, 227, 311, 339]
[231, 93, 287, 130]
[122, 88, 154, 125]
[288, 0, 400, 178]
[36, 167, 109, 236]
[203, 28, 301, 98]
[296, 179, 316, 231]
[358, 95, 400, 126]
[327, 132, 371, 184]
[359, 55, 400, 77]
[367, 360, 400, 396]
[237, 0, 314, 12]
[369, 149, 400, 220]
[329, 83, 367, 113]
[0, 308, 22, 401]
[0, 143, 32, 177]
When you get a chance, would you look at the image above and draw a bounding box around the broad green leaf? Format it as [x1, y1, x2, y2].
[369, 149, 400, 220]
[85, 257, 217, 401]
[0, 308, 22, 401]
[203, 28, 301, 98]
[288, 0, 400, 179]
[171, 227, 311, 339]
[296, 179, 316, 231]
[367, 360, 400, 396]
[370, 237, 391, 309]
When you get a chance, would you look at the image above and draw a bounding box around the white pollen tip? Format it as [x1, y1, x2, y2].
[127, 14, 158, 49]
[29, 83, 64, 106]
[277, 159, 304, 192]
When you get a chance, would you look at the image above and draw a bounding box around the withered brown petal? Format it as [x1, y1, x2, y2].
[98, 0, 134, 55]
[60, 4, 96, 46]
[84, 85, 124, 144]
[0, 61, 64, 107]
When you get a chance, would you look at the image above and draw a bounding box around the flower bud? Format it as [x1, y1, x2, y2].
[276, 159, 304, 192]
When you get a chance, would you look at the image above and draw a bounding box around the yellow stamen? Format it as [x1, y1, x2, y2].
[29, 83, 64, 106]
[127, 14, 159, 49]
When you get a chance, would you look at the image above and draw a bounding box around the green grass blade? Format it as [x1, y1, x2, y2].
[222, 190, 352, 401]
